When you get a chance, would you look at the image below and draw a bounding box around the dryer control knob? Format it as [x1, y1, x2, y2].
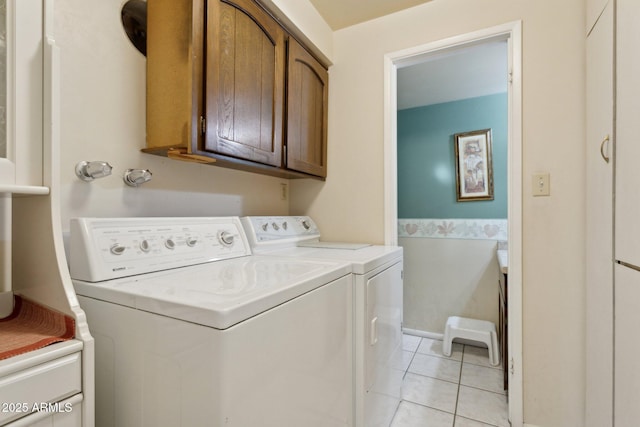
[301, 220, 311, 230]
[271, 222, 280, 231]
[140, 240, 151, 253]
[186, 237, 198, 247]
[261, 223, 268, 231]
[165, 239, 176, 250]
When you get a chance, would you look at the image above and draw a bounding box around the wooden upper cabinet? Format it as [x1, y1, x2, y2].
[286, 38, 328, 178]
[145, 0, 329, 179]
[204, 0, 285, 167]
[146, 0, 205, 156]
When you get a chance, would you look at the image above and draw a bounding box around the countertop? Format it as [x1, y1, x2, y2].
[497, 249, 508, 274]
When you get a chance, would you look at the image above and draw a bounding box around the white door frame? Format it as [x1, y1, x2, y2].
[382, 21, 523, 426]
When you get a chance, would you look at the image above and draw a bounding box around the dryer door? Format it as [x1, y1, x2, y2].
[365, 261, 403, 424]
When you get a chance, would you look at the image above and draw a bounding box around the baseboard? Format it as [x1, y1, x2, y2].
[402, 327, 493, 349]
[402, 327, 443, 340]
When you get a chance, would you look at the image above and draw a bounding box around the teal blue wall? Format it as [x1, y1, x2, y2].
[398, 93, 508, 219]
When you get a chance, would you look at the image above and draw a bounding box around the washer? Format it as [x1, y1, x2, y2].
[241, 216, 404, 427]
[69, 217, 353, 427]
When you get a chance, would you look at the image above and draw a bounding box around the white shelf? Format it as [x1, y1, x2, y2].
[0, 184, 50, 196]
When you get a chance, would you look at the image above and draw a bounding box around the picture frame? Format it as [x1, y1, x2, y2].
[453, 128, 494, 202]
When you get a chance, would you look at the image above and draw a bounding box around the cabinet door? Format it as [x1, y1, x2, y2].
[286, 38, 328, 178]
[616, 0, 640, 267]
[204, 0, 285, 167]
[586, 0, 610, 34]
[585, 3, 614, 426]
[614, 264, 640, 426]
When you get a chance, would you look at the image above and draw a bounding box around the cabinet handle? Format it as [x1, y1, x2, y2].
[600, 135, 610, 163]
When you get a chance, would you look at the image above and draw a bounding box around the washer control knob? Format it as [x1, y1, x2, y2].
[165, 239, 176, 250]
[261, 223, 268, 231]
[271, 222, 280, 231]
[301, 220, 311, 230]
[186, 237, 198, 247]
[282, 221, 288, 230]
[218, 231, 235, 247]
[140, 240, 151, 253]
[110, 243, 126, 255]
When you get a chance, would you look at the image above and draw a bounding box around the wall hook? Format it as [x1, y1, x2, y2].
[123, 169, 152, 187]
[75, 161, 113, 182]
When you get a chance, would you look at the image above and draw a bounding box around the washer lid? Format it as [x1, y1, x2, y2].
[297, 241, 371, 250]
[257, 245, 403, 275]
[73, 255, 350, 329]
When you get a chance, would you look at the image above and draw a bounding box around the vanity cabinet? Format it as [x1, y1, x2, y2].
[498, 271, 508, 392]
[145, 0, 328, 179]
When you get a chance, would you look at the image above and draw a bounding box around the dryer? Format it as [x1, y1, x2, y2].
[69, 217, 353, 427]
[241, 216, 404, 427]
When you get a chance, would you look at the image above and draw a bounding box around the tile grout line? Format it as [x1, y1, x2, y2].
[398, 335, 507, 427]
[455, 414, 502, 427]
[459, 344, 508, 427]
[404, 337, 421, 380]
[451, 344, 466, 426]
[390, 336, 423, 427]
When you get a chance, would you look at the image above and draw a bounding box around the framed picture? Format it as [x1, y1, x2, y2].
[453, 129, 494, 202]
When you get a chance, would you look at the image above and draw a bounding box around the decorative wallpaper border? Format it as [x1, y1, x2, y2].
[398, 218, 508, 241]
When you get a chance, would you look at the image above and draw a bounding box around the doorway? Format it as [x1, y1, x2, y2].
[383, 21, 523, 426]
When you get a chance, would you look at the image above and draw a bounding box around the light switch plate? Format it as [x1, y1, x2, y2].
[532, 173, 550, 196]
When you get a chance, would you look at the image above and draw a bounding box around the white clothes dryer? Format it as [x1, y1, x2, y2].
[241, 216, 404, 427]
[69, 217, 354, 427]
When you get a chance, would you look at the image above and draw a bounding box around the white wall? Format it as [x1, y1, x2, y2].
[269, 0, 334, 62]
[400, 237, 500, 334]
[291, 1, 586, 425]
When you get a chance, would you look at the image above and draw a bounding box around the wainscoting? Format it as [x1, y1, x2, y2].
[399, 219, 505, 335]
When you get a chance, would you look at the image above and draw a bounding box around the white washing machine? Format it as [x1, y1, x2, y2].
[241, 216, 404, 427]
[69, 217, 354, 427]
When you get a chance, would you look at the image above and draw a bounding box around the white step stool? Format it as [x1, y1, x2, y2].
[443, 316, 500, 366]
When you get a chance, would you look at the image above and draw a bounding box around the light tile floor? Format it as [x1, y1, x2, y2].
[390, 334, 509, 427]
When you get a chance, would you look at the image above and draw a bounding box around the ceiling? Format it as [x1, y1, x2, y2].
[307, 1, 508, 109]
[397, 40, 509, 110]
[308, 0, 433, 30]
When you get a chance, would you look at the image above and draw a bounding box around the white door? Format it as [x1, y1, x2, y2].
[585, 2, 614, 426]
